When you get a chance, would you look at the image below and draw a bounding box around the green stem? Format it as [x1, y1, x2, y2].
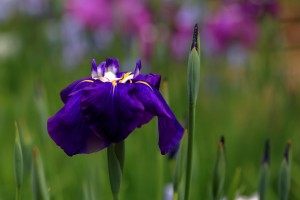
[16, 187, 20, 200]
[173, 192, 178, 200]
[107, 142, 124, 200]
[113, 193, 119, 200]
[184, 103, 196, 200]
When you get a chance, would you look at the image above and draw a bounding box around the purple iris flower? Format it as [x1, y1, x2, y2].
[48, 58, 184, 156]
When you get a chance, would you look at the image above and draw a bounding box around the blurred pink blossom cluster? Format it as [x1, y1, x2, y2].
[202, 0, 280, 55]
[65, 0, 155, 59]
[62, 0, 280, 63]
[202, 4, 259, 55]
[64, 0, 203, 61]
[167, 3, 200, 60]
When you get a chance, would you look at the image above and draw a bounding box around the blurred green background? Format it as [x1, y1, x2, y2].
[1, 0, 300, 199]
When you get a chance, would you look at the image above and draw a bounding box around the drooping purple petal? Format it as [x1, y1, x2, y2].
[105, 57, 120, 74]
[134, 73, 161, 89]
[60, 77, 93, 104]
[158, 114, 184, 155]
[134, 83, 170, 118]
[134, 83, 184, 154]
[80, 82, 147, 142]
[48, 91, 110, 156]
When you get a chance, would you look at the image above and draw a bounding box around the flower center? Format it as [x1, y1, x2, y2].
[91, 58, 141, 85]
[97, 71, 135, 85]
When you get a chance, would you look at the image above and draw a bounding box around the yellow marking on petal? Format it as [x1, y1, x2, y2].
[79, 80, 94, 84]
[135, 81, 153, 91]
[111, 81, 117, 94]
[112, 81, 117, 87]
[118, 72, 133, 83]
[121, 72, 132, 79]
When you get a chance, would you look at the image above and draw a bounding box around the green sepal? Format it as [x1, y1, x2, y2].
[187, 48, 200, 106]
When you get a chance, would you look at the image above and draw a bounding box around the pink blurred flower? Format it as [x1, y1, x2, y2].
[169, 4, 200, 60]
[202, 4, 259, 54]
[65, 0, 156, 60]
[65, 0, 112, 30]
[114, 0, 156, 60]
[114, 0, 152, 33]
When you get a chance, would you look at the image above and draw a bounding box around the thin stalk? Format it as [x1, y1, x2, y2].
[184, 103, 195, 200]
[113, 193, 119, 200]
[16, 187, 20, 200]
[107, 142, 124, 200]
[173, 192, 178, 200]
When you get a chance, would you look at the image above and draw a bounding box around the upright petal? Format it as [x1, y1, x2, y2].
[135, 83, 184, 154]
[91, 59, 98, 78]
[133, 59, 142, 78]
[60, 77, 93, 104]
[48, 91, 110, 156]
[98, 61, 106, 77]
[105, 58, 120, 74]
[80, 82, 147, 142]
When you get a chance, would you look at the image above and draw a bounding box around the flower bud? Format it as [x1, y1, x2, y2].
[258, 140, 270, 200]
[278, 140, 292, 200]
[188, 24, 200, 106]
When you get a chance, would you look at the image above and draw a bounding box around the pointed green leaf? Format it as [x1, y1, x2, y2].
[32, 147, 49, 200]
[14, 122, 23, 189]
[212, 136, 226, 200]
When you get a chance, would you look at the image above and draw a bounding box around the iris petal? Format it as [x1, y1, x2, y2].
[48, 91, 110, 156]
[133, 59, 141, 78]
[91, 59, 98, 78]
[158, 115, 184, 155]
[135, 83, 184, 154]
[60, 78, 93, 104]
[81, 82, 146, 142]
[105, 58, 120, 74]
[134, 83, 171, 118]
[134, 73, 161, 89]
